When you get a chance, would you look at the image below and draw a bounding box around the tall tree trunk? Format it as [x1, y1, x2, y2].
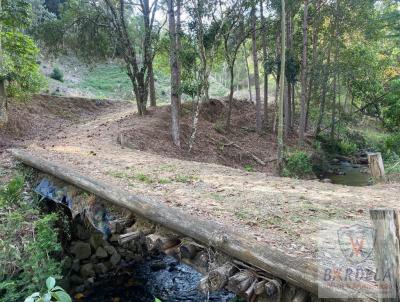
[251, 5, 262, 135]
[148, 62, 156, 106]
[0, 0, 7, 127]
[291, 83, 295, 128]
[285, 82, 291, 138]
[243, 46, 253, 102]
[226, 64, 235, 130]
[176, 0, 182, 110]
[273, 31, 280, 134]
[284, 10, 292, 137]
[277, 0, 286, 174]
[167, 0, 180, 147]
[315, 25, 333, 137]
[298, 0, 309, 145]
[330, 0, 340, 141]
[260, 0, 269, 130]
[305, 22, 318, 131]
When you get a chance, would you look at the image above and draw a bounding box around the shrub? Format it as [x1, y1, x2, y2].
[50, 67, 64, 82]
[0, 177, 63, 301]
[338, 139, 358, 155]
[283, 151, 313, 179]
[385, 133, 400, 155]
[24, 276, 71, 302]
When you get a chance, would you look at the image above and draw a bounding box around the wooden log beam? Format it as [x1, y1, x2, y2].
[208, 262, 237, 291]
[12, 149, 377, 301]
[179, 238, 201, 259]
[145, 234, 180, 252]
[227, 270, 256, 294]
[370, 209, 400, 302]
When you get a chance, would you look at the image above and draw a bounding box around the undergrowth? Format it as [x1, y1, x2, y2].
[0, 176, 63, 301]
[283, 150, 313, 179]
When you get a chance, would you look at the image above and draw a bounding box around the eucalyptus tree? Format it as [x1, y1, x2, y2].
[0, 0, 5, 126]
[298, 0, 309, 145]
[277, 0, 286, 172]
[167, 0, 181, 146]
[220, 0, 249, 131]
[97, 0, 160, 115]
[250, 3, 262, 134]
[260, 0, 270, 130]
[187, 0, 241, 149]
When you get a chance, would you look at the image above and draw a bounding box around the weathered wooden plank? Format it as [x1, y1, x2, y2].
[12, 149, 377, 301]
[370, 209, 400, 301]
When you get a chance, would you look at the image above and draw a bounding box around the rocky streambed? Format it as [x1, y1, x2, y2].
[63, 216, 235, 302]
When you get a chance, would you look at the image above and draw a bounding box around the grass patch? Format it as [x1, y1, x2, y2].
[244, 164, 254, 172]
[75, 63, 132, 100]
[158, 178, 172, 184]
[135, 173, 154, 184]
[0, 176, 63, 301]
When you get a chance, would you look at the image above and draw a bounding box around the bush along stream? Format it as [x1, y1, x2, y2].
[0, 173, 236, 302]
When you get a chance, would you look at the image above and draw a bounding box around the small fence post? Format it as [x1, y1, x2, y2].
[368, 152, 386, 182]
[370, 208, 400, 301]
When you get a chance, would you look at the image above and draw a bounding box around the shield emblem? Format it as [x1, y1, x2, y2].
[337, 224, 375, 264]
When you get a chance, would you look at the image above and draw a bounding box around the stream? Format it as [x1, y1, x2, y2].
[78, 255, 236, 302]
[325, 161, 371, 187]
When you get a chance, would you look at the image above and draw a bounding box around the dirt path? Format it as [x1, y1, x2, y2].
[17, 100, 398, 258]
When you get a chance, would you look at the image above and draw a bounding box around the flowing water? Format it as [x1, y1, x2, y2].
[79, 255, 236, 302]
[326, 161, 371, 187]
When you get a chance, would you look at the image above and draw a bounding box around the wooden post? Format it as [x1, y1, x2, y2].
[370, 209, 400, 301]
[368, 152, 385, 182]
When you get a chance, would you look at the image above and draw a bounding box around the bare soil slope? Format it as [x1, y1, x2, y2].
[0, 94, 128, 183]
[119, 99, 300, 174]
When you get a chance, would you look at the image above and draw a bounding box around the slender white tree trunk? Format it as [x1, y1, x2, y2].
[277, 0, 286, 173]
[251, 6, 262, 135]
[0, 0, 8, 127]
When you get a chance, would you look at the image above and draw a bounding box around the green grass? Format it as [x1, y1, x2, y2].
[76, 63, 133, 100]
[244, 164, 254, 172]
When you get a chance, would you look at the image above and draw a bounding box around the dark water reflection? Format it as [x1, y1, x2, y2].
[326, 161, 371, 187]
[79, 255, 236, 302]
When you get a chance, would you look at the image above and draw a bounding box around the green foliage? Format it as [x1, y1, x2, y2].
[24, 276, 71, 302]
[382, 79, 400, 131]
[338, 139, 358, 156]
[0, 175, 24, 207]
[244, 164, 254, 172]
[50, 67, 64, 82]
[1, 0, 45, 98]
[0, 177, 63, 302]
[283, 151, 313, 179]
[384, 133, 400, 155]
[33, 0, 114, 59]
